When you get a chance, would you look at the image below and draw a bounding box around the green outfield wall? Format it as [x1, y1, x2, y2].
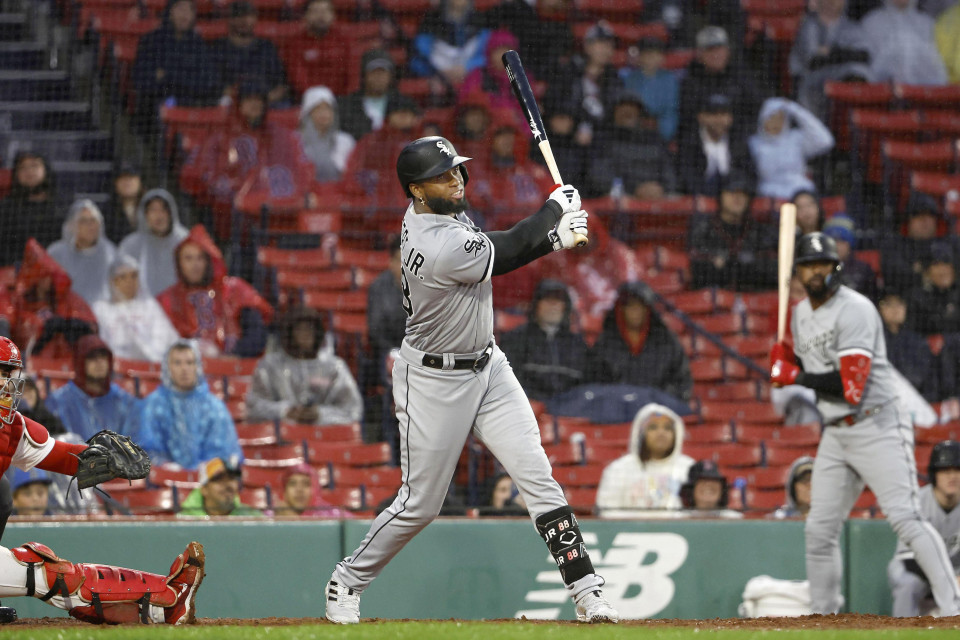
[5, 518, 898, 621]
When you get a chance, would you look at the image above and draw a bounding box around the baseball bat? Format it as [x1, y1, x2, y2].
[777, 203, 797, 343]
[502, 49, 588, 247]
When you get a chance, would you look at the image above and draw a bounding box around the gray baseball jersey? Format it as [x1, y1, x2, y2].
[893, 485, 960, 570]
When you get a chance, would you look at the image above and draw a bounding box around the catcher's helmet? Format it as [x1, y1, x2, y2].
[396, 136, 471, 198]
[0, 336, 24, 425]
[929, 440, 960, 487]
[795, 231, 843, 294]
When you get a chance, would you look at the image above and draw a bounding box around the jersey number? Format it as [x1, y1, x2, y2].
[400, 269, 413, 318]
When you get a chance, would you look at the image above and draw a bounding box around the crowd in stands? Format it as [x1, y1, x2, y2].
[5, 0, 960, 520]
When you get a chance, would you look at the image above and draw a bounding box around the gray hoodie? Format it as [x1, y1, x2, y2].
[118, 188, 189, 296]
[46, 198, 117, 306]
[862, 0, 948, 84]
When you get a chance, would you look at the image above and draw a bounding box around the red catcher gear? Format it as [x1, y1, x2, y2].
[10, 541, 205, 625]
[0, 336, 25, 424]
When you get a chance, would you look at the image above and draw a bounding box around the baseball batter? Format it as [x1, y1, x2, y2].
[888, 441, 960, 616]
[324, 136, 619, 624]
[770, 232, 960, 615]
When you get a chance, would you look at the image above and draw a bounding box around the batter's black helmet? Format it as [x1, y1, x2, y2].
[396, 136, 471, 198]
[928, 440, 960, 487]
[795, 232, 843, 293]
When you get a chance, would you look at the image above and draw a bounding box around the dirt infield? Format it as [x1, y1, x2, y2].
[5, 614, 960, 629]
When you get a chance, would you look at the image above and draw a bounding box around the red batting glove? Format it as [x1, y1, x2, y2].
[770, 342, 799, 387]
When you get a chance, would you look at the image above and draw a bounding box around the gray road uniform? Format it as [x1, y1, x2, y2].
[792, 285, 960, 615]
[887, 485, 960, 616]
[331, 202, 608, 606]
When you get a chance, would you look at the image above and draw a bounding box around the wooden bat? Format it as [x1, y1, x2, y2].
[777, 203, 797, 343]
[501, 49, 588, 247]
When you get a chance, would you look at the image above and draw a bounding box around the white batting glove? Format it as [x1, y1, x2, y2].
[548, 184, 581, 214]
[548, 210, 589, 251]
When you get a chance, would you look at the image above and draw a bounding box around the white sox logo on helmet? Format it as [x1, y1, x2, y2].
[810, 236, 823, 253]
[436, 140, 453, 157]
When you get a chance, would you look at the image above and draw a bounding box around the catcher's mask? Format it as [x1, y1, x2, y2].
[0, 336, 25, 425]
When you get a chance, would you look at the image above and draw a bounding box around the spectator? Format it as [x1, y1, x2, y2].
[18, 376, 65, 436]
[0, 151, 59, 266]
[103, 162, 144, 244]
[366, 236, 406, 375]
[499, 279, 589, 401]
[677, 93, 756, 196]
[620, 36, 679, 142]
[178, 456, 261, 516]
[862, 0, 948, 84]
[157, 225, 272, 358]
[585, 90, 676, 200]
[920, 0, 956, 17]
[283, 0, 350, 97]
[0, 239, 96, 359]
[687, 172, 778, 291]
[748, 98, 834, 200]
[789, 0, 873, 119]
[338, 49, 400, 142]
[532, 94, 588, 189]
[209, 1, 288, 106]
[9, 468, 53, 516]
[907, 242, 960, 335]
[935, 2, 960, 83]
[410, 0, 490, 89]
[268, 463, 350, 517]
[92, 254, 181, 363]
[677, 25, 763, 143]
[822, 214, 878, 300]
[586, 282, 692, 402]
[479, 0, 574, 81]
[595, 403, 695, 514]
[245, 307, 363, 425]
[480, 472, 527, 516]
[46, 199, 117, 306]
[458, 30, 528, 120]
[881, 194, 954, 295]
[138, 340, 242, 470]
[793, 189, 826, 235]
[449, 90, 497, 165]
[45, 335, 140, 441]
[879, 290, 939, 401]
[298, 86, 356, 184]
[131, 0, 221, 132]
[118, 188, 189, 297]
[772, 456, 814, 519]
[679, 460, 743, 518]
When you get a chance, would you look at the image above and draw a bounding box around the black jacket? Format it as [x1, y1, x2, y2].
[586, 122, 676, 198]
[677, 60, 763, 142]
[676, 129, 756, 196]
[686, 212, 778, 291]
[885, 327, 939, 402]
[907, 283, 960, 336]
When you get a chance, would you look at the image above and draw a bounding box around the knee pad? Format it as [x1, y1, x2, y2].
[535, 506, 595, 585]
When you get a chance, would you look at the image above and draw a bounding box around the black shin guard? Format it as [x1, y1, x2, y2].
[535, 506, 595, 585]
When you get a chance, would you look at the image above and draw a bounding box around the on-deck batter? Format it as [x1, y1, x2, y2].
[324, 136, 619, 624]
[770, 232, 960, 615]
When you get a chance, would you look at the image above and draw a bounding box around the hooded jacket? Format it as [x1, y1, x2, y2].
[862, 0, 948, 85]
[137, 339, 242, 469]
[586, 282, 692, 401]
[772, 455, 814, 519]
[0, 151, 61, 266]
[410, 0, 490, 78]
[245, 307, 363, 424]
[458, 30, 530, 119]
[47, 199, 118, 305]
[157, 225, 273, 357]
[499, 280, 588, 401]
[264, 463, 352, 518]
[0, 239, 97, 359]
[118, 189, 189, 297]
[748, 98, 834, 199]
[298, 85, 356, 183]
[595, 403, 695, 513]
[45, 335, 140, 441]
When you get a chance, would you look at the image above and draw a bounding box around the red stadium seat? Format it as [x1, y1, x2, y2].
[685, 443, 764, 468]
[242, 466, 291, 491]
[318, 486, 363, 510]
[235, 422, 278, 446]
[242, 443, 305, 467]
[824, 82, 894, 151]
[278, 422, 363, 444]
[276, 267, 356, 292]
[306, 441, 392, 467]
[695, 380, 761, 403]
[764, 443, 818, 467]
[99, 477, 147, 492]
[743, 488, 784, 511]
[685, 422, 735, 444]
[257, 246, 334, 271]
[915, 423, 960, 445]
[895, 83, 960, 110]
[331, 465, 401, 489]
[850, 109, 923, 184]
[335, 247, 390, 271]
[699, 401, 780, 424]
[239, 487, 270, 510]
[555, 421, 632, 443]
[690, 357, 725, 383]
[738, 466, 791, 490]
[741, 0, 806, 16]
[116, 488, 176, 515]
[910, 171, 960, 202]
[883, 139, 956, 210]
[564, 487, 598, 513]
[922, 110, 960, 137]
[544, 442, 584, 466]
[302, 290, 368, 313]
[552, 464, 606, 487]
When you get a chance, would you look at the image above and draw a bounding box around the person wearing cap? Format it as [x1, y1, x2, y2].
[772, 456, 815, 519]
[862, 0, 948, 86]
[679, 460, 743, 518]
[676, 25, 762, 144]
[677, 92, 756, 196]
[209, 0, 288, 106]
[92, 254, 180, 363]
[748, 97, 834, 200]
[499, 279, 588, 402]
[620, 36, 678, 142]
[822, 214, 877, 300]
[338, 48, 401, 141]
[586, 282, 692, 402]
[283, 0, 350, 96]
[687, 172, 777, 291]
[880, 194, 959, 295]
[178, 457, 261, 517]
[46, 198, 117, 306]
[9, 468, 54, 517]
[410, 0, 490, 87]
[0, 151, 59, 266]
[878, 289, 939, 403]
[103, 162, 144, 245]
[595, 402, 695, 515]
[906, 241, 960, 335]
[298, 85, 356, 183]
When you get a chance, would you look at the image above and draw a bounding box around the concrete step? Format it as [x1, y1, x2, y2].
[0, 130, 112, 163]
[0, 42, 45, 70]
[50, 161, 114, 198]
[0, 101, 94, 130]
[0, 13, 27, 42]
[0, 70, 71, 101]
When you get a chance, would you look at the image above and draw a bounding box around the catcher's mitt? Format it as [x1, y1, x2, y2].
[75, 430, 151, 490]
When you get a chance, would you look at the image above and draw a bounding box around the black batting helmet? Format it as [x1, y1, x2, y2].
[795, 231, 843, 293]
[396, 136, 471, 198]
[928, 440, 960, 487]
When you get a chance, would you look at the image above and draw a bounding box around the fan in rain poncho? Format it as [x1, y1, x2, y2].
[46, 198, 117, 306]
[118, 188, 189, 296]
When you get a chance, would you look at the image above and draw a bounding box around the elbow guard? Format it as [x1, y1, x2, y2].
[840, 351, 872, 406]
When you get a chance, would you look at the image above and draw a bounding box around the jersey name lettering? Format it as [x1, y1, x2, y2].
[403, 247, 425, 278]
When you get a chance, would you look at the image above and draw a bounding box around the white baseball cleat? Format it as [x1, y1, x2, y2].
[575, 590, 620, 623]
[325, 578, 361, 624]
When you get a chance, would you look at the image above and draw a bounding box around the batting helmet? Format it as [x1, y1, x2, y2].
[794, 232, 843, 294]
[0, 336, 24, 425]
[396, 136, 471, 198]
[928, 440, 960, 487]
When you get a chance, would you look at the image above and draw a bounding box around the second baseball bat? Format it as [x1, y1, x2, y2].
[777, 203, 797, 343]
[502, 49, 587, 247]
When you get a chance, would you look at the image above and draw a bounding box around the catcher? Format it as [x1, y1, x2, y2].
[0, 336, 204, 625]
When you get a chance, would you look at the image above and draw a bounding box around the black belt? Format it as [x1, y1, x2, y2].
[422, 342, 494, 372]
